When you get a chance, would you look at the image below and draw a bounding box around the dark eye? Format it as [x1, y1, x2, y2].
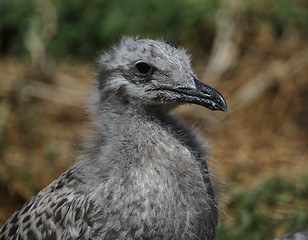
[135, 62, 152, 76]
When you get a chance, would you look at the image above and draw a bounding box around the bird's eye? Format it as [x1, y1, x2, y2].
[135, 62, 152, 76]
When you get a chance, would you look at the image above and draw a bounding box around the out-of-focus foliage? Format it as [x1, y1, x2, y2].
[0, 0, 307, 59]
[246, 0, 308, 32]
[217, 175, 308, 239]
[0, 0, 33, 55]
[52, 0, 219, 58]
[0, 0, 220, 59]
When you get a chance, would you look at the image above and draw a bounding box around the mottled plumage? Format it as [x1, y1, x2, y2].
[0, 37, 227, 240]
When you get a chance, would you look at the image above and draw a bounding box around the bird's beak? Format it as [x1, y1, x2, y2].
[148, 77, 227, 111]
[191, 77, 227, 112]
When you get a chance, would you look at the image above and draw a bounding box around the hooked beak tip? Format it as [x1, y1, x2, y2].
[213, 91, 227, 112]
[194, 78, 227, 112]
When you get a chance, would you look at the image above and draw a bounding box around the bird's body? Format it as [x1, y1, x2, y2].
[1, 110, 216, 239]
[0, 37, 227, 240]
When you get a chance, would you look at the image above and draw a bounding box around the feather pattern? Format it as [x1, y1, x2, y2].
[0, 37, 226, 239]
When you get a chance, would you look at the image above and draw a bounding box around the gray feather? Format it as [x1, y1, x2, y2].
[0, 37, 223, 240]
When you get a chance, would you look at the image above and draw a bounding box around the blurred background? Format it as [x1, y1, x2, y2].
[0, 0, 307, 239]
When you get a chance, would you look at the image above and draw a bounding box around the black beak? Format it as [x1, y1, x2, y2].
[191, 78, 227, 112]
[148, 77, 227, 111]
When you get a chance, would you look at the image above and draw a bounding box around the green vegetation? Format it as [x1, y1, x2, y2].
[217, 175, 308, 239]
[0, 0, 307, 59]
